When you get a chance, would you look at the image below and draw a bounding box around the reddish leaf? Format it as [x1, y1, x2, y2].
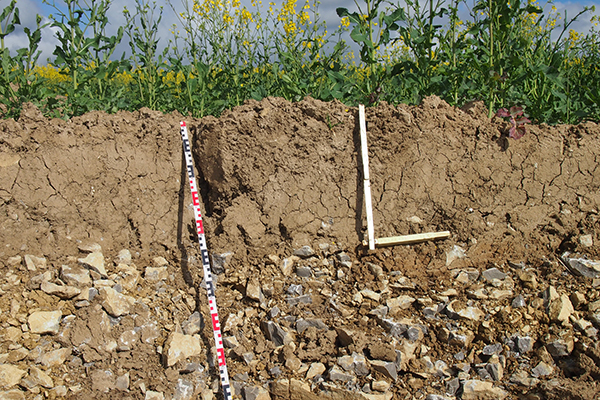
[496, 108, 510, 118]
[509, 106, 523, 116]
[510, 125, 526, 140]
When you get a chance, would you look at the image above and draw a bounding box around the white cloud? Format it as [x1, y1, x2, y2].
[1, 0, 597, 64]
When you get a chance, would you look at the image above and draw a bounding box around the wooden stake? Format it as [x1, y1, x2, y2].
[362, 231, 451, 248]
[359, 105, 375, 250]
[357, 105, 450, 249]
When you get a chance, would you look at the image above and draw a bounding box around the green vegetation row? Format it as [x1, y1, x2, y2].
[0, 0, 599, 124]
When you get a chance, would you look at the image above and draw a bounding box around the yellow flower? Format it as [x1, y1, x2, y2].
[341, 16, 350, 28]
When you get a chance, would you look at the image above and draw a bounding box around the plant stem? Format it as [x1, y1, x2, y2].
[488, 0, 495, 118]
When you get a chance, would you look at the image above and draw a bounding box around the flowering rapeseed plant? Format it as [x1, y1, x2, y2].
[0, 0, 597, 123]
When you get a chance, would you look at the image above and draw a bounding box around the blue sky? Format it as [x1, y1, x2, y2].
[4, 0, 600, 63]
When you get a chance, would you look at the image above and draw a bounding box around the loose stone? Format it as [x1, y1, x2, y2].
[163, 332, 202, 367]
[548, 294, 574, 322]
[24, 254, 46, 271]
[40, 281, 81, 299]
[145, 267, 168, 282]
[461, 379, 508, 400]
[78, 252, 107, 277]
[61, 264, 92, 286]
[371, 359, 398, 380]
[293, 246, 315, 258]
[0, 364, 26, 388]
[306, 363, 326, 380]
[28, 310, 62, 334]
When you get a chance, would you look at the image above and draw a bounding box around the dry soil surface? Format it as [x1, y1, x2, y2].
[0, 96, 599, 400]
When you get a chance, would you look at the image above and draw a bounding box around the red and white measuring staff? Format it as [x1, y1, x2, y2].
[180, 121, 232, 400]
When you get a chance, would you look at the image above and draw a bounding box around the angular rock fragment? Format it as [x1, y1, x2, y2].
[509, 370, 539, 387]
[0, 364, 26, 388]
[79, 243, 102, 253]
[426, 395, 452, 400]
[446, 377, 460, 396]
[293, 245, 315, 258]
[91, 369, 115, 393]
[372, 380, 390, 392]
[338, 352, 369, 376]
[371, 359, 398, 380]
[145, 390, 165, 400]
[61, 264, 92, 286]
[489, 289, 513, 300]
[182, 311, 203, 335]
[145, 266, 168, 282]
[287, 284, 303, 296]
[41, 281, 81, 299]
[211, 251, 233, 275]
[115, 249, 132, 265]
[485, 355, 503, 381]
[287, 294, 312, 306]
[163, 332, 202, 367]
[369, 306, 388, 320]
[360, 289, 381, 302]
[115, 373, 129, 391]
[387, 295, 416, 314]
[379, 318, 409, 339]
[548, 294, 574, 323]
[446, 245, 466, 266]
[546, 337, 574, 357]
[243, 385, 271, 400]
[518, 271, 538, 289]
[461, 379, 508, 399]
[531, 361, 553, 377]
[24, 254, 46, 271]
[99, 287, 136, 317]
[328, 364, 356, 383]
[454, 269, 480, 284]
[579, 234, 594, 247]
[306, 363, 326, 380]
[118, 329, 139, 351]
[140, 321, 160, 344]
[261, 321, 293, 347]
[561, 252, 600, 278]
[512, 294, 526, 308]
[295, 318, 328, 334]
[336, 327, 356, 347]
[173, 378, 194, 400]
[445, 301, 485, 321]
[407, 325, 426, 342]
[280, 257, 297, 276]
[78, 252, 107, 277]
[482, 267, 507, 282]
[0, 389, 25, 399]
[27, 366, 54, 388]
[268, 306, 280, 319]
[295, 266, 312, 277]
[482, 343, 503, 356]
[246, 278, 264, 303]
[28, 310, 62, 334]
[516, 336, 533, 353]
[153, 256, 168, 267]
[336, 252, 352, 268]
[116, 263, 140, 291]
[38, 348, 71, 367]
[569, 292, 586, 309]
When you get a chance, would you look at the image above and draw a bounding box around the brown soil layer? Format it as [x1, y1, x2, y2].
[0, 96, 599, 400]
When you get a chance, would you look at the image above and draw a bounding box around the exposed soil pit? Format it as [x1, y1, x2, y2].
[0, 96, 599, 400]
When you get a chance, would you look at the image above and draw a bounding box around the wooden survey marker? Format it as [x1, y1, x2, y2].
[358, 105, 450, 249]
